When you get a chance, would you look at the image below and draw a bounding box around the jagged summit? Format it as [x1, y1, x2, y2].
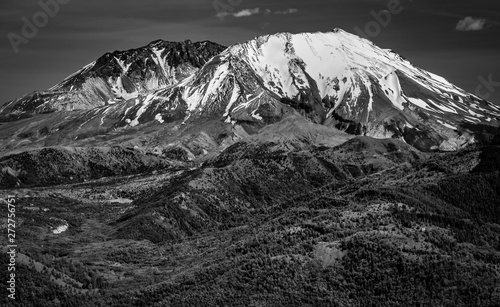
[1, 39, 226, 115]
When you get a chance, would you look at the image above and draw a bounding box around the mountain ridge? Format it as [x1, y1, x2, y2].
[1, 39, 226, 116]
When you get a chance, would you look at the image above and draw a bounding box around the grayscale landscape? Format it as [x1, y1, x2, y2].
[1, 1, 500, 306]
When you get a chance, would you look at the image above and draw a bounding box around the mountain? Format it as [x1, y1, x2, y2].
[0, 39, 226, 116]
[133, 29, 499, 151]
[1, 29, 499, 157]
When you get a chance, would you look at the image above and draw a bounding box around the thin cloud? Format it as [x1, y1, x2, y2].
[217, 7, 298, 19]
[234, 8, 260, 17]
[456, 17, 489, 31]
[216, 8, 259, 19]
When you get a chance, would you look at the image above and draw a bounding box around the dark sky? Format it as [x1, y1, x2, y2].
[1, 0, 500, 103]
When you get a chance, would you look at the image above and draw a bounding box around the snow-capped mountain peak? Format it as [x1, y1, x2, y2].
[133, 29, 499, 151]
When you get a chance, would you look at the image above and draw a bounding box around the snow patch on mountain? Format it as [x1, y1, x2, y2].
[224, 82, 240, 117]
[115, 57, 132, 73]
